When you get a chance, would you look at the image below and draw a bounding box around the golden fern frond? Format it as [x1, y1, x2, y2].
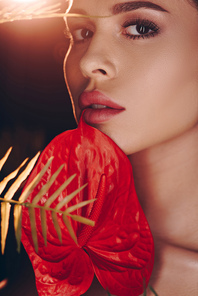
[1, 201, 12, 254]
[39, 172, 77, 246]
[31, 164, 64, 205]
[0, 158, 28, 195]
[55, 183, 88, 211]
[0, 2, 62, 24]
[5, 152, 40, 201]
[62, 213, 77, 244]
[0, 147, 12, 171]
[51, 211, 62, 243]
[24, 171, 94, 251]
[70, 215, 95, 225]
[65, 199, 96, 215]
[0, 1, 109, 24]
[0, 148, 40, 254]
[14, 204, 22, 253]
[21, 170, 95, 252]
[44, 174, 76, 208]
[40, 207, 47, 246]
[28, 206, 38, 253]
[21, 173, 94, 252]
[13, 156, 53, 252]
[0, 149, 95, 254]
[18, 156, 54, 204]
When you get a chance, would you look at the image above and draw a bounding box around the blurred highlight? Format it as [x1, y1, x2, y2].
[65, 0, 73, 13]
[0, 279, 8, 290]
[9, 0, 36, 2]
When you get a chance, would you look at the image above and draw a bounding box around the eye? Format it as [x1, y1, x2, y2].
[72, 28, 94, 43]
[122, 19, 159, 40]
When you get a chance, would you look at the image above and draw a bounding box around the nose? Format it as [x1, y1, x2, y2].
[79, 34, 117, 81]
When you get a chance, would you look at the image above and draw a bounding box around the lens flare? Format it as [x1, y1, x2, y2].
[66, 0, 73, 13]
[12, 0, 37, 3]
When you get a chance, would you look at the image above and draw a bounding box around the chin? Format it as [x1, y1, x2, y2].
[99, 132, 134, 156]
[106, 134, 150, 156]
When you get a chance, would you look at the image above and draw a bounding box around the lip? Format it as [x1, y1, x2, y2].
[79, 90, 125, 124]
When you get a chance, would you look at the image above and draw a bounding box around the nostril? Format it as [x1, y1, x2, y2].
[92, 69, 107, 75]
[99, 69, 107, 75]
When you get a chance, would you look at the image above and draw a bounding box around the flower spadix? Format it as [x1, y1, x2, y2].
[21, 115, 154, 296]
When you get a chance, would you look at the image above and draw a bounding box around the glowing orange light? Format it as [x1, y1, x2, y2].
[12, 0, 37, 3]
[0, 279, 8, 290]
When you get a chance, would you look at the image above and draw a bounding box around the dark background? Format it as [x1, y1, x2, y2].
[0, 1, 76, 294]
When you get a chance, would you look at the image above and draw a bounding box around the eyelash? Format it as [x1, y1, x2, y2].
[64, 27, 91, 44]
[122, 18, 160, 40]
[65, 18, 160, 44]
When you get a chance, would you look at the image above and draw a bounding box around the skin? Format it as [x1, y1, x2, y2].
[64, 0, 198, 295]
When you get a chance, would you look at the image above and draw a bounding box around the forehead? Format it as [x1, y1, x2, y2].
[69, 0, 191, 13]
[69, 0, 111, 14]
[68, 0, 198, 23]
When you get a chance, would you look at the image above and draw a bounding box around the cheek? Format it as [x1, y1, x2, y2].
[64, 52, 86, 117]
[65, 55, 80, 95]
[109, 54, 198, 154]
[130, 42, 198, 119]
[148, 48, 198, 126]
[138, 55, 198, 136]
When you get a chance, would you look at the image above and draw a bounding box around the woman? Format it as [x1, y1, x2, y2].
[64, 0, 198, 295]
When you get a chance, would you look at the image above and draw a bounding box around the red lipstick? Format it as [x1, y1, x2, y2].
[79, 90, 125, 124]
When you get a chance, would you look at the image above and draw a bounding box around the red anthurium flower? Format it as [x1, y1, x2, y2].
[21, 115, 154, 296]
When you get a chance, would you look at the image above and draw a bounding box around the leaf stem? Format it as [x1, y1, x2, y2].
[0, 198, 95, 226]
[0, 12, 110, 24]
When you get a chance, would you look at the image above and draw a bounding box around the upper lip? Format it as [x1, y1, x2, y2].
[79, 90, 125, 110]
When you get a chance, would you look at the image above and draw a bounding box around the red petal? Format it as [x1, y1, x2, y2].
[22, 115, 154, 296]
[85, 172, 154, 296]
[22, 227, 93, 296]
[75, 119, 154, 296]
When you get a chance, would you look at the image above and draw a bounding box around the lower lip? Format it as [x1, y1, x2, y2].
[83, 107, 124, 124]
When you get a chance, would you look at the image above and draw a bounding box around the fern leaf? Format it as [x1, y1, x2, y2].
[0, 148, 38, 254]
[0, 1, 107, 24]
[32, 164, 64, 205]
[0, 151, 38, 254]
[44, 174, 76, 208]
[0, 149, 96, 253]
[51, 212, 62, 243]
[62, 214, 77, 244]
[40, 208, 47, 246]
[22, 2, 51, 14]
[13, 154, 52, 251]
[13, 204, 22, 253]
[33, 3, 60, 15]
[1, 202, 11, 254]
[69, 215, 95, 226]
[5, 152, 40, 201]
[65, 199, 96, 214]
[0, 147, 12, 171]
[19, 156, 53, 203]
[2, 152, 40, 254]
[8, 4, 31, 15]
[0, 2, 62, 23]
[11, 152, 40, 252]
[28, 207, 38, 253]
[0, 158, 28, 195]
[55, 183, 88, 211]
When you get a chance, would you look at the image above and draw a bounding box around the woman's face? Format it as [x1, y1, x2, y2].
[64, 0, 198, 155]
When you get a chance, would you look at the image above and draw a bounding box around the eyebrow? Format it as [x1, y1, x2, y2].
[112, 1, 168, 15]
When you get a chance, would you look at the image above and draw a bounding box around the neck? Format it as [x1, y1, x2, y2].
[129, 125, 198, 295]
[128, 125, 198, 250]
